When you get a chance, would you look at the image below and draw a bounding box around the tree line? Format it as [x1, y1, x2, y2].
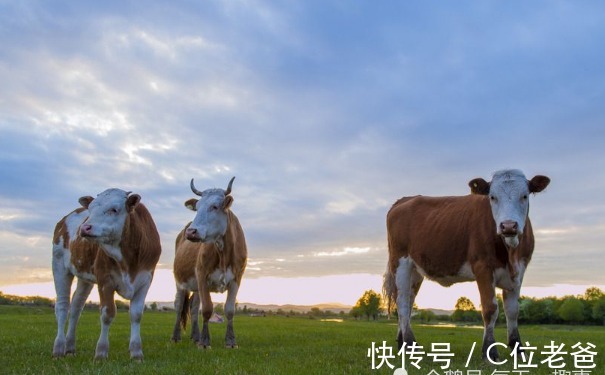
[3, 286, 604, 325]
[350, 287, 605, 325]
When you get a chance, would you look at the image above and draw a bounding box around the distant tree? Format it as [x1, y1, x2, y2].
[451, 309, 482, 322]
[520, 298, 553, 324]
[451, 296, 481, 322]
[455, 297, 476, 311]
[115, 300, 129, 310]
[350, 305, 362, 320]
[558, 298, 585, 324]
[310, 307, 322, 317]
[149, 302, 158, 311]
[584, 287, 604, 302]
[353, 290, 383, 321]
[414, 309, 436, 323]
[583, 287, 605, 324]
[591, 297, 605, 325]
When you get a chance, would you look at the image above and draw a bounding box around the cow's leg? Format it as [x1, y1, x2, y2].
[503, 288, 521, 352]
[197, 280, 213, 349]
[476, 271, 499, 361]
[95, 285, 116, 360]
[64, 278, 94, 355]
[171, 288, 188, 343]
[395, 257, 421, 349]
[409, 269, 423, 314]
[190, 292, 201, 343]
[503, 265, 525, 353]
[128, 279, 151, 361]
[52, 257, 73, 358]
[224, 281, 240, 348]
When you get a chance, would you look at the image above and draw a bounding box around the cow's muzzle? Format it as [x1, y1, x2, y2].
[185, 227, 203, 242]
[80, 224, 95, 238]
[499, 220, 518, 236]
[499, 220, 521, 248]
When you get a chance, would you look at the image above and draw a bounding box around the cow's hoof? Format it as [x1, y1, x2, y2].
[225, 344, 239, 349]
[197, 344, 211, 350]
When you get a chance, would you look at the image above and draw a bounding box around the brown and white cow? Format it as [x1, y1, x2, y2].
[52, 189, 161, 360]
[171, 177, 247, 348]
[383, 169, 550, 360]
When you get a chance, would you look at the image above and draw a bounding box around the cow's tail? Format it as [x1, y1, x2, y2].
[383, 268, 397, 318]
[178, 291, 193, 331]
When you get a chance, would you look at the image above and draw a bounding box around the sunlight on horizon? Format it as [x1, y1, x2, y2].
[1, 270, 602, 310]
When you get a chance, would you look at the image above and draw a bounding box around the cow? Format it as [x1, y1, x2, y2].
[171, 177, 247, 349]
[383, 169, 550, 360]
[52, 188, 161, 360]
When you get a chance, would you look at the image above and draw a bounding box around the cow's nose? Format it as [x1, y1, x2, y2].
[80, 224, 93, 236]
[500, 220, 518, 236]
[186, 227, 200, 241]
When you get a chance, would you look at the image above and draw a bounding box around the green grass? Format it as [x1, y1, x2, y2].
[0, 305, 603, 374]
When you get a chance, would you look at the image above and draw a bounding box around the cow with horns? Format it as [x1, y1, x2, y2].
[52, 189, 161, 360]
[383, 169, 550, 360]
[172, 177, 247, 348]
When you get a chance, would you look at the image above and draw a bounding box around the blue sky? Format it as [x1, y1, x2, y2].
[1, 1, 604, 305]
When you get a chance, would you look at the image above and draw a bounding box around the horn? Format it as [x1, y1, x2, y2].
[225, 176, 235, 196]
[190, 178, 203, 196]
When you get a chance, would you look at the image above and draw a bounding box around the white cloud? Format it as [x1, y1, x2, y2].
[314, 247, 372, 257]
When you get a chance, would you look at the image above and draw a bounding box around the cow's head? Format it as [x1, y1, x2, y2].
[184, 177, 235, 245]
[469, 169, 550, 248]
[79, 188, 141, 247]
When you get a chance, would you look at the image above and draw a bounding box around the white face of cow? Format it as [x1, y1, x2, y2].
[184, 177, 235, 245]
[79, 188, 141, 247]
[469, 169, 550, 248]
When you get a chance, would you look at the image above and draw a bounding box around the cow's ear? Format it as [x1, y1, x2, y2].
[469, 178, 490, 195]
[223, 195, 233, 210]
[126, 194, 141, 212]
[185, 198, 198, 211]
[78, 196, 94, 208]
[529, 175, 550, 193]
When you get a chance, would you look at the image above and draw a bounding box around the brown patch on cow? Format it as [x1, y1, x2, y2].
[70, 237, 99, 275]
[53, 207, 88, 246]
[173, 223, 198, 285]
[106, 203, 161, 281]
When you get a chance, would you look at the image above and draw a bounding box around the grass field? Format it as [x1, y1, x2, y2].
[0, 305, 603, 374]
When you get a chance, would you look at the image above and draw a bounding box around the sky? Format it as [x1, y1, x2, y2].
[1, 1, 604, 310]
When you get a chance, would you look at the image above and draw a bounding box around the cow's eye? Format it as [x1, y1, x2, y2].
[210, 205, 219, 211]
[107, 208, 119, 214]
[490, 195, 497, 202]
[522, 195, 528, 200]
